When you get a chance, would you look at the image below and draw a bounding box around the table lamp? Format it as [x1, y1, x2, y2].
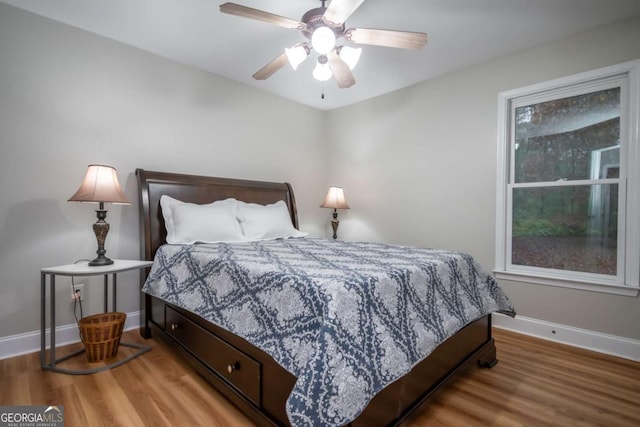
[320, 186, 350, 239]
[68, 164, 130, 266]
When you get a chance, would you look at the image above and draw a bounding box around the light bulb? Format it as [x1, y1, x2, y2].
[311, 26, 336, 55]
[313, 58, 332, 81]
[285, 45, 308, 70]
[339, 46, 362, 70]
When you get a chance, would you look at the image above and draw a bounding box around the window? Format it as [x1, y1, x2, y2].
[496, 60, 640, 296]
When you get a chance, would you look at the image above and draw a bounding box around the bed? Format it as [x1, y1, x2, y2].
[136, 168, 514, 427]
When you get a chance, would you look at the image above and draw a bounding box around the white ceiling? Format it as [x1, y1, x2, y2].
[4, 0, 640, 110]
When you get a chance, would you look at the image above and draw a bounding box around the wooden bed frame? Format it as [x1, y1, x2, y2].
[136, 168, 498, 426]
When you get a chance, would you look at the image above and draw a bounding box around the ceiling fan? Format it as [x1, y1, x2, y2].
[219, 0, 427, 89]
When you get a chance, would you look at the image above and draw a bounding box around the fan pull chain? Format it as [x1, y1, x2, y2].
[321, 82, 325, 99]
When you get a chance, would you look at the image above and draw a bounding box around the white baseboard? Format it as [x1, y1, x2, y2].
[492, 313, 640, 362]
[0, 311, 141, 361]
[3, 311, 638, 363]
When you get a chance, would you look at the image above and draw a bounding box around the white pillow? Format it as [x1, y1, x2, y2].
[160, 195, 241, 244]
[171, 203, 244, 244]
[236, 200, 307, 240]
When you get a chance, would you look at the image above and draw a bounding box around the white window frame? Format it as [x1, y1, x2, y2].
[495, 60, 640, 297]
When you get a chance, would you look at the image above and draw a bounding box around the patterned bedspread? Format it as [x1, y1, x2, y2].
[143, 238, 514, 426]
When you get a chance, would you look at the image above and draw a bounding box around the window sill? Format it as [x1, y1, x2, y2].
[493, 270, 640, 297]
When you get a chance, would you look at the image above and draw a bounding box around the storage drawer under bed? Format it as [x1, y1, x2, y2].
[165, 305, 262, 406]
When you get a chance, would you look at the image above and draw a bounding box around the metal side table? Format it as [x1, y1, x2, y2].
[41, 259, 153, 374]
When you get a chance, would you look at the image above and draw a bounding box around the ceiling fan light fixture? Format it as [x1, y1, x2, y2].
[338, 45, 362, 70]
[285, 45, 309, 70]
[220, 1, 428, 87]
[311, 26, 336, 55]
[313, 56, 332, 81]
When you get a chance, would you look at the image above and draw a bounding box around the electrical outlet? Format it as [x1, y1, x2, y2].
[70, 283, 85, 302]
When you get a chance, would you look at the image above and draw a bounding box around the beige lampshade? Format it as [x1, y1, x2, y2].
[320, 186, 350, 209]
[68, 164, 130, 204]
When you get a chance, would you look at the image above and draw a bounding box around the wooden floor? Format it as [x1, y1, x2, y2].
[1, 328, 638, 426]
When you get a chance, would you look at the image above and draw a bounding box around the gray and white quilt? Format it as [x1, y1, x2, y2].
[142, 238, 514, 426]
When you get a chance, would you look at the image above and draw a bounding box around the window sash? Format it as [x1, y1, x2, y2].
[506, 181, 625, 285]
[509, 79, 625, 187]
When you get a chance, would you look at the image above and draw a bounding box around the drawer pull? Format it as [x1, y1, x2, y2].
[227, 362, 239, 374]
[170, 323, 180, 331]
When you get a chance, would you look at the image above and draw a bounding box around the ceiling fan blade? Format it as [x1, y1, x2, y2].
[346, 28, 427, 49]
[252, 52, 289, 80]
[220, 2, 305, 30]
[323, 0, 366, 24]
[328, 51, 356, 89]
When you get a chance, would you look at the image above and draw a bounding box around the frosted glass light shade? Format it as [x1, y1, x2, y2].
[313, 60, 332, 81]
[339, 46, 362, 70]
[320, 186, 350, 209]
[68, 164, 130, 204]
[311, 26, 336, 54]
[285, 45, 309, 70]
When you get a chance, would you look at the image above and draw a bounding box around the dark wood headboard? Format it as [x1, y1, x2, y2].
[135, 168, 299, 261]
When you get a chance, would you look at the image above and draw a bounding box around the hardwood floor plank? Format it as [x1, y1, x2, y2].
[402, 329, 640, 427]
[496, 359, 640, 423]
[57, 383, 92, 426]
[110, 364, 174, 427]
[0, 328, 638, 426]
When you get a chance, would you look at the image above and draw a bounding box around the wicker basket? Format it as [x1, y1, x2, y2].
[79, 312, 126, 362]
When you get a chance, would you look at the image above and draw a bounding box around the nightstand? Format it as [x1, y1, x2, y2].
[40, 259, 153, 374]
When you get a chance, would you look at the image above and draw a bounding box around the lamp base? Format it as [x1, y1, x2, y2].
[89, 207, 113, 267]
[330, 207, 341, 239]
[89, 255, 114, 266]
[330, 218, 339, 239]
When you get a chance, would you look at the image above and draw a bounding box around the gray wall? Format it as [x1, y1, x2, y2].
[325, 15, 640, 340]
[0, 3, 327, 337]
[1, 2, 639, 343]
